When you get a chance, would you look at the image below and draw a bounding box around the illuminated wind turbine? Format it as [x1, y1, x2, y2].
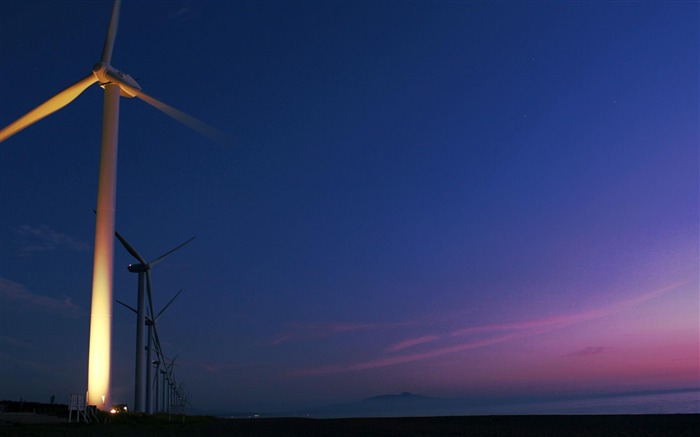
[115, 232, 193, 413]
[0, 1, 218, 408]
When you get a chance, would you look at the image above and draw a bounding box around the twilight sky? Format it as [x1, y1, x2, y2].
[0, 1, 698, 413]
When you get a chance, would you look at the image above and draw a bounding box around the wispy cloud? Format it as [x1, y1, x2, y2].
[201, 362, 224, 374]
[292, 331, 533, 376]
[385, 335, 440, 353]
[272, 320, 423, 345]
[167, 5, 197, 22]
[0, 334, 33, 349]
[289, 282, 687, 376]
[2, 354, 53, 372]
[447, 283, 679, 340]
[199, 360, 270, 376]
[565, 346, 606, 357]
[0, 277, 82, 317]
[15, 224, 91, 255]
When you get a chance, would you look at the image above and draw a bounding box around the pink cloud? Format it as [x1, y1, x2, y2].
[270, 334, 293, 346]
[15, 224, 91, 255]
[272, 320, 422, 345]
[201, 362, 226, 374]
[290, 282, 688, 376]
[0, 277, 81, 317]
[565, 346, 606, 357]
[448, 282, 685, 339]
[290, 331, 534, 376]
[385, 335, 440, 353]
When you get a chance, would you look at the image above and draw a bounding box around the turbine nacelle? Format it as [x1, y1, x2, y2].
[127, 263, 148, 273]
[92, 62, 141, 98]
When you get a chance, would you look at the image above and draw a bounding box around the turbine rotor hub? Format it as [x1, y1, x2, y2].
[92, 62, 142, 98]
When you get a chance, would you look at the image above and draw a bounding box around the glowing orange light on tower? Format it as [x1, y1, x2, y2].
[87, 83, 120, 409]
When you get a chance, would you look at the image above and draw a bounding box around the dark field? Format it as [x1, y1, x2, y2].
[1, 414, 698, 436]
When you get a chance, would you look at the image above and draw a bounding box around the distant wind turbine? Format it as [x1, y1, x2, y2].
[115, 231, 193, 413]
[150, 301, 182, 413]
[160, 355, 178, 413]
[0, 0, 219, 408]
[116, 287, 184, 414]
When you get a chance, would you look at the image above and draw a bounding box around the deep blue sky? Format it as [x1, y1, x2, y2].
[1, 1, 698, 413]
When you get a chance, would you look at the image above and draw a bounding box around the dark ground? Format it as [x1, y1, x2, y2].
[1, 414, 698, 436]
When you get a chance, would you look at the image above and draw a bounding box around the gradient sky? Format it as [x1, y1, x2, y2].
[0, 1, 698, 413]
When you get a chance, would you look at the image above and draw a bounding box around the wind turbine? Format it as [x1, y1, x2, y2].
[160, 355, 178, 413]
[116, 287, 184, 414]
[0, 1, 219, 409]
[150, 303, 179, 413]
[114, 231, 193, 413]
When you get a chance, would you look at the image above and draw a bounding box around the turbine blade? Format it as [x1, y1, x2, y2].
[0, 74, 97, 142]
[155, 289, 183, 321]
[101, 0, 122, 63]
[115, 231, 148, 265]
[152, 323, 163, 358]
[115, 299, 137, 314]
[136, 92, 228, 142]
[151, 320, 164, 363]
[146, 270, 156, 323]
[167, 355, 178, 372]
[149, 237, 196, 267]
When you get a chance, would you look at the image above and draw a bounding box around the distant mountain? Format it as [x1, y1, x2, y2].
[300, 387, 700, 418]
[211, 386, 700, 418]
[363, 392, 434, 402]
[304, 392, 449, 418]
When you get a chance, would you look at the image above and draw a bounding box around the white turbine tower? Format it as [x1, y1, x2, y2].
[0, 1, 219, 409]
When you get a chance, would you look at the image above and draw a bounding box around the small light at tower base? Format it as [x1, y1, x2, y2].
[110, 404, 128, 414]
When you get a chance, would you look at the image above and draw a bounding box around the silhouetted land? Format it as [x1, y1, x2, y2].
[1, 412, 698, 436]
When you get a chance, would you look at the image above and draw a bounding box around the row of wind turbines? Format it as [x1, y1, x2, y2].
[0, 0, 222, 409]
[115, 231, 194, 413]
